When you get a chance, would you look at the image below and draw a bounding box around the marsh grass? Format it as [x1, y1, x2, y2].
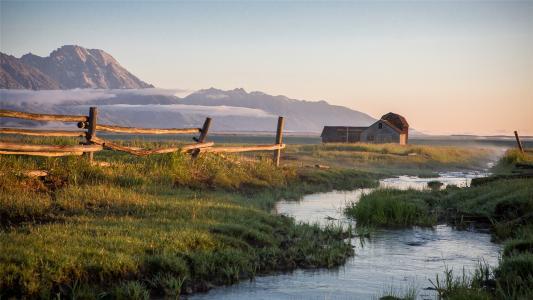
[345, 178, 532, 232]
[0, 137, 511, 298]
[348, 150, 533, 299]
[376, 282, 417, 300]
[0, 138, 381, 298]
[491, 149, 533, 175]
[427, 259, 533, 300]
[284, 143, 494, 176]
[429, 263, 494, 300]
[345, 189, 439, 227]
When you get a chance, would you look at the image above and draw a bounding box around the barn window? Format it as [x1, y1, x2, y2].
[378, 123, 383, 129]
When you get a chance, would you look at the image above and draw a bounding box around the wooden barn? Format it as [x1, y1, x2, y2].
[320, 112, 409, 145]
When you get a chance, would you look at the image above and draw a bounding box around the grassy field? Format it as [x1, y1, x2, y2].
[346, 149, 533, 299]
[0, 138, 384, 299]
[283, 143, 496, 176]
[0, 136, 503, 298]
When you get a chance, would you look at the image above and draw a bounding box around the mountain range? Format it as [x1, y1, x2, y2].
[179, 88, 376, 131]
[0, 45, 379, 132]
[1, 45, 153, 89]
[0, 53, 62, 90]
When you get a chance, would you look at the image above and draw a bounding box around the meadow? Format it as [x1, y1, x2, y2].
[283, 142, 496, 176]
[346, 149, 533, 299]
[0, 136, 499, 298]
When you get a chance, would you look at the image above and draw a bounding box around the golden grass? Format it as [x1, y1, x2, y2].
[284, 143, 495, 176]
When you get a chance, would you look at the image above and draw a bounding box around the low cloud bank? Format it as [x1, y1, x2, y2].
[83, 104, 276, 118]
[0, 88, 190, 105]
[0, 89, 278, 131]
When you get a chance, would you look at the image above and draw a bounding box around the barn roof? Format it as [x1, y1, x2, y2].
[380, 112, 409, 133]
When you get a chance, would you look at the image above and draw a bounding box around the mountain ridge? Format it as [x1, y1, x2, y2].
[1, 45, 153, 90]
[179, 87, 376, 131]
[0, 53, 61, 90]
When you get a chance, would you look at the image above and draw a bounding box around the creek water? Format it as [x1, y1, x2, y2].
[190, 172, 501, 300]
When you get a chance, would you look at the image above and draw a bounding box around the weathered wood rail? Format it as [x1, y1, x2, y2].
[94, 124, 201, 135]
[0, 141, 102, 152]
[0, 108, 286, 166]
[0, 128, 87, 137]
[0, 110, 88, 122]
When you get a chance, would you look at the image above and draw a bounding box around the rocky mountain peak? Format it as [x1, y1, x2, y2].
[1, 52, 61, 90]
[2, 45, 153, 89]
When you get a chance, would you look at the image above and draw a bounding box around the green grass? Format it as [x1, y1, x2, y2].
[350, 179, 533, 299]
[346, 150, 533, 299]
[345, 189, 438, 227]
[0, 136, 511, 298]
[428, 263, 494, 300]
[0, 141, 380, 298]
[345, 178, 532, 234]
[376, 282, 417, 300]
[490, 149, 533, 175]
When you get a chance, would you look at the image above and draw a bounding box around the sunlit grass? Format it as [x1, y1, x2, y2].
[284, 143, 495, 176]
[491, 149, 533, 175]
[0, 141, 377, 298]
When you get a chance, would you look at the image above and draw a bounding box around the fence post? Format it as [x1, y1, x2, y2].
[514, 131, 524, 153]
[86, 107, 98, 161]
[192, 117, 212, 158]
[197, 117, 212, 143]
[273, 116, 284, 167]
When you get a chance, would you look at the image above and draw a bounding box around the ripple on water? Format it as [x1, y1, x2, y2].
[191, 173, 501, 300]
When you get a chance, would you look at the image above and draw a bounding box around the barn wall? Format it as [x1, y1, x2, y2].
[360, 121, 400, 143]
[321, 127, 364, 143]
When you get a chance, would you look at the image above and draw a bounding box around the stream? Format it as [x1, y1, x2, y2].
[190, 171, 501, 300]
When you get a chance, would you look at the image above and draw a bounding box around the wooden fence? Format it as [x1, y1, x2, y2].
[0, 108, 285, 166]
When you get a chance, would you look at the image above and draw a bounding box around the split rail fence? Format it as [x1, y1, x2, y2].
[0, 107, 285, 166]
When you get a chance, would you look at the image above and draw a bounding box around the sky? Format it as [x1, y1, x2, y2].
[1, 0, 532, 135]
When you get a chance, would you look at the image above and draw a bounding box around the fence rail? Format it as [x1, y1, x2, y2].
[0, 141, 102, 152]
[0, 150, 85, 157]
[94, 124, 201, 135]
[0, 128, 87, 137]
[0, 108, 285, 166]
[0, 109, 88, 122]
[200, 144, 285, 153]
[91, 137, 214, 156]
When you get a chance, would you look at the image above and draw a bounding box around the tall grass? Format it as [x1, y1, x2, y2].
[0, 143, 378, 298]
[429, 263, 494, 300]
[376, 282, 417, 300]
[345, 189, 438, 227]
[345, 178, 532, 234]
[491, 149, 533, 175]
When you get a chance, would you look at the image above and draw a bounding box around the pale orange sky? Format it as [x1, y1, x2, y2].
[2, 1, 533, 135]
